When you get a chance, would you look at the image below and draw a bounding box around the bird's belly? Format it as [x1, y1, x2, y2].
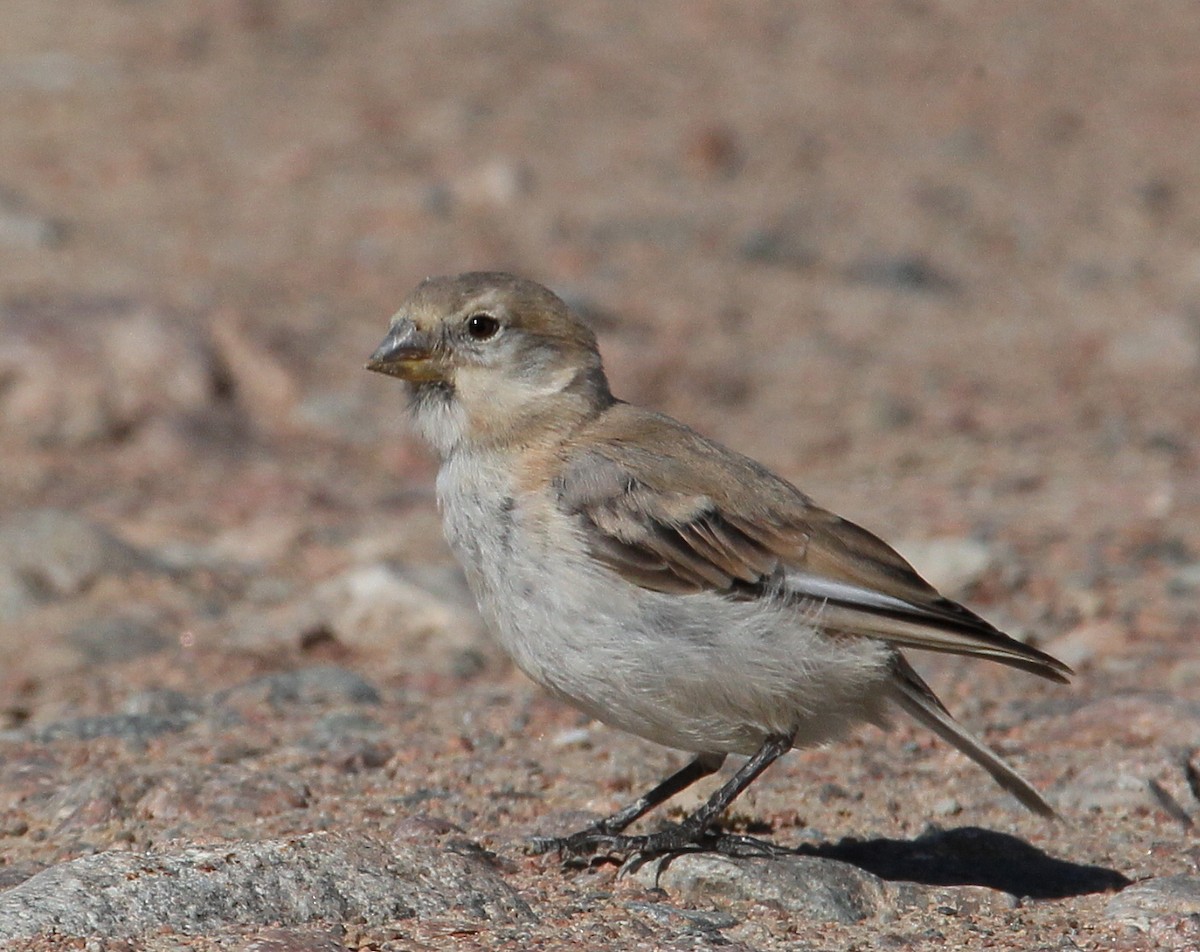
[490, 548, 892, 756]
[437, 457, 892, 756]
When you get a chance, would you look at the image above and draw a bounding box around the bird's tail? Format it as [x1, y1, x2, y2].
[889, 656, 1058, 819]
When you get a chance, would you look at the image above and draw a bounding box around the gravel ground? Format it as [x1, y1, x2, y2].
[1, 2, 1198, 949]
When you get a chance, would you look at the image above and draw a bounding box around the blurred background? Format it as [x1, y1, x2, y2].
[1, 6, 1198, 942]
[1, 0, 1197, 764]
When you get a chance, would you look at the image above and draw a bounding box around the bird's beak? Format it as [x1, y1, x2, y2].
[365, 319, 445, 382]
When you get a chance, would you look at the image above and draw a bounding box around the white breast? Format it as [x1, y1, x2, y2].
[435, 448, 893, 757]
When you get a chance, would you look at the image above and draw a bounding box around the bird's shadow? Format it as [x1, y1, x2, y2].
[787, 825, 1129, 899]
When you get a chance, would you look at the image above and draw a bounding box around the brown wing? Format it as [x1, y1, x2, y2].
[555, 405, 1071, 683]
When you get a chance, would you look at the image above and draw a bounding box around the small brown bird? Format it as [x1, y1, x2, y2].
[367, 272, 1070, 859]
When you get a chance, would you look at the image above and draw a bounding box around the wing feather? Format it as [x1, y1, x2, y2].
[555, 405, 1071, 684]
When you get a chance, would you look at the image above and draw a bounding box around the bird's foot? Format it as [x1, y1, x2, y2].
[527, 823, 790, 869]
[527, 825, 663, 865]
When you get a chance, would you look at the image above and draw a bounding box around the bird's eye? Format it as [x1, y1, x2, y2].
[465, 313, 501, 341]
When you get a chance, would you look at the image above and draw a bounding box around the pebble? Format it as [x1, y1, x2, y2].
[0, 187, 66, 248]
[305, 562, 492, 676]
[1106, 875, 1200, 930]
[632, 853, 901, 924]
[1043, 620, 1125, 669]
[1168, 562, 1200, 595]
[0, 299, 216, 446]
[66, 613, 170, 664]
[739, 222, 818, 270]
[30, 713, 195, 745]
[1055, 761, 1169, 815]
[0, 509, 151, 619]
[240, 928, 350, 952]
[845, 255, 958, 294]
[1105, 312, 1200, 374]
[215, 666, 382, 709]
[892, 537, 997, 597]
[551, 727, 593, 748]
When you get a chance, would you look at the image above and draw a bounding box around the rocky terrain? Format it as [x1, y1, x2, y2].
[1, 2, 1198, 949]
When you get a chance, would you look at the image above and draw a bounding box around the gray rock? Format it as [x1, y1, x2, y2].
[631, 853, 910, 924]
[0, 298, 217, 447]
[0, 52, 111, 92]
[0, 187, 66, 249]
[0, 863, 42, 891]
[227, 561, 494, 678]
[121, 688, 204, 718]
[739, 225, 819, 270]
[0, 510, 151, 619]
[892, 537, 997, 598]
[324, 562, 485, 658]
[845, 254, 958, 293]
[215, 666, 382, 708]
[1169, 561, 1200, 595]
[1055, 761, 1182, 816]
[1106, 875, 1200, 930]
[133, 765, 311, 822]
[44, 773, 151, 831]
[66, 613, 170, 663]
[1043, 620, 1124, 670]
[30, 713, 195, 745]
[0, 833, 534, 939]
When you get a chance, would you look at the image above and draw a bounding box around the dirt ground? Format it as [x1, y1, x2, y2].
[1, 2, 1199, 949]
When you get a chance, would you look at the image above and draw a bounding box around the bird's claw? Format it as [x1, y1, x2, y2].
[527, 822, 789, 872]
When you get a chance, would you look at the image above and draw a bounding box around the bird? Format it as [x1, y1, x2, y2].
[366, 271, 1071, 860]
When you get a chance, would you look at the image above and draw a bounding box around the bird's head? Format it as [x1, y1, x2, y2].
[367, 272, 612, 454]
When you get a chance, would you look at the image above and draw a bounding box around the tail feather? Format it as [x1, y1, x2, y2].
[890, 656, 1058, 819]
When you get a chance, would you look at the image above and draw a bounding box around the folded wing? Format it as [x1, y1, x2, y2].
[555, 407, 1070, 684]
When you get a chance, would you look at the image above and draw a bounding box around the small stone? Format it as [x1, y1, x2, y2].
[1168, 562, 1200, 595]
[845, 255, 958, 293]
[66, 614, 169, 664]
[1106, 875, 1200, 930]
[135, 767, 311, 822]
[454, 160, 533, 208]
[625, 899, 738, 931]
[121, 688, 203, 718]
[229, 557, 492, 677]
[0, 187, 67, 248]
[240, 928, 349, 952]
[684, 123, 743, 178]
[1055, 762, 1163, 814]
[31, 713, 194, 745]
[209, 307, 301, 433]
[45, 775, 136, 831]
[739, 224, 818, 270]
[1106, 312, 1200, 374]
[892, 537, 996, 597]
[0, 510, 151, 618]
[216, 666, 382, 709]
[1044, 620, 1125, 669]
[866, 392, 918, 430]
[551, 727, 592, 748]
[0, 299, 218, 447]
[631, 853, 898, 924]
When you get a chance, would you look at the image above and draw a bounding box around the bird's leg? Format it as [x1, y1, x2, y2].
[528, 751, 723, 855]
[534, 734, 793, 861]
[594, 751, 726, 835]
